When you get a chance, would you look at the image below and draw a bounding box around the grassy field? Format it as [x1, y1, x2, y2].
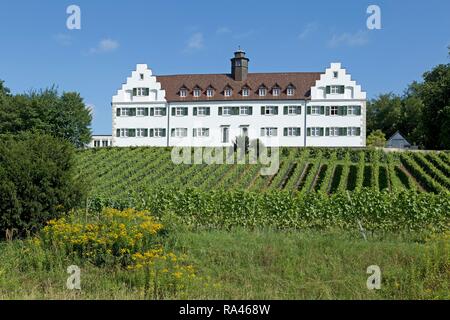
[75, 147, 450, 198]
[0, 228, 448, 300]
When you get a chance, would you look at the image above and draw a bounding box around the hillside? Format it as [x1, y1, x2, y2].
[75, 147, 450, 198]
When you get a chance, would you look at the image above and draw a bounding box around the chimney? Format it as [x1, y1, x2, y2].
[231, 49, 249, 81]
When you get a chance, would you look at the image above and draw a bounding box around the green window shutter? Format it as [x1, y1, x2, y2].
[261, 106, 265, 115]
[284, 128, 288, 136]
[326, 86, 330, 94]
[343, 128, 348, 136]
[297, 128, 301, 136]
[183, 108, 188, 116]
[162, 129, 166, 137]
[116, 129, 120, 137]
[340, 86, 345, 94]
[129, 108, 135, 116]
[320, 106, 325, 115]
[339, 128, 344, 136]
[171, 108, 175, 116]
[338, 106, 343, 116]
[144, 88, 150, 96]
[116, 108, 120, 116]
[193, 129, 197, 137]
[356, 128, 361, 136]
[128, 129, 135, 137]
[284, 106, 288, 115]
[218, 107, 222, 115]
[193, 107, 197, 116]
[248, 107, 253, 115]
[147, 108, 151, 116]
[325, 128, 330, 136]
[326, 106, 330, 116]
[342, 106, 348, 116]
[307, 128, 311, 136]
[307, 106, 311, 114]
[274, 106, 279, 115]
[206, 107, 210, 115]
[162, 108, 167, 116]
[297, 106, 301, 115]
[356, 106, 361, 116]
[144, 129, 148, 137]
[133, 88, 137, 96]
[149, 129, 154, 137]
[320, 128, 324, 136]
[232, 107, 238, 115]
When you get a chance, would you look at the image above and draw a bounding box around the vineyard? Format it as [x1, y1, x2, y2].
[76, 147, 450, 198]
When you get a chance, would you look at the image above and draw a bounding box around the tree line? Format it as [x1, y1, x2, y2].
[367, 47, 450, 150]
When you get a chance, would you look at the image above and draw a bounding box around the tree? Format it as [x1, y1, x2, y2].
[0, 83, 92, 148]
[366, 130, 386, 147]
[0, 132, 87, 237]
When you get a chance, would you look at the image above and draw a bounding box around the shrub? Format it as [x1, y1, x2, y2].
[0, 132, 86, 237]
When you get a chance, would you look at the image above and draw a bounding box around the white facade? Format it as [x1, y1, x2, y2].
[107, 57, 366, 148]
[88, 135, 113, 148]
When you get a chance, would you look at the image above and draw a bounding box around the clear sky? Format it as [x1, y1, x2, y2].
[0, 0, 449, 134]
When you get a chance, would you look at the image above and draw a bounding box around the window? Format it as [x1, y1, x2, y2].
[261, 127, 278, 137]
[154, 128, 166, 137]
[136, 107, 146, 116]
[206, 88, 214, 97]
[327, 85, 344, 95]
[224, 88, 232, 97]
[347, 105, 361, 116]
[311, 106, 321, 115]
[284, 127, 301, 137]
[259, 87, 267, 96]
[240, 106, 251, 115]
[262, 106, 278, 115]
[287, 87, 295, 96]
[133, 88, 149, 96]
[223, 107, 232, 116]
[330, 106, 339, 116]
[154, 107, 165, 116]
[193, 89, 201, 97]
[120, 108, 130, 116]
[310, 127, 321, 137]
[329, 127, 339, 137]
[242, 88, 249, 97]
[241, 126, 249, 137]
[94, 140, 100, 147]
[273, 88, 280, 96]
[140, 73, 144, 80]
[285, 105, 301, 115]
[221, 126, 230, 143]
[197, 107, 209, 116]
[119, 128, 128, 137]
[171, 128, 188, 137]
[174, 107, 187, 116]
[180, 89, 187, 97]
[136, 128, 148, 137]
[193, 128, 210, 137]
[348, 127, 360, 136]
[333, 71, 338, 78]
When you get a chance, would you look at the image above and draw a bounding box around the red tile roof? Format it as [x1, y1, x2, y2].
[156, 72, 321, 102]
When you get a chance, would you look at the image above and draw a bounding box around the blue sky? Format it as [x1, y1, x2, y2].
[0, 0, 449, 134]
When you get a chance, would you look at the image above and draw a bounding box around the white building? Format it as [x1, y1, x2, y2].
[103, 50, 366, 148]
[88, 135, 113, 148]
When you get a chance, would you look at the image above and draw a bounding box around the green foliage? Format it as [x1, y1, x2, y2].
[87, 188, 449, 234]
[367, 130, 387, 147]
[0, 83, 92, 148]
[0, 132, 87, 237]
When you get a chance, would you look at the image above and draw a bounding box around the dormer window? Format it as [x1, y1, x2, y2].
[139, 73, 144, 80]
[272, 87, 280, 96]
[287, 87, 295, 96]
[133, 88, 149, 96]
[180, 89, 187, 97]
[224, 88, 233, 97]
[206, 88, 214, 97]
[259, 87, 267, 97]
[333, 71, 338, 78]
[193, 88, 201, 97]
[242, 87, 250, 97]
